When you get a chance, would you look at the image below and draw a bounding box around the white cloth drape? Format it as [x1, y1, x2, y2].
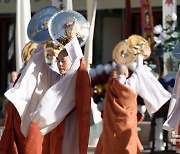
[117, 61, 171, 115]
[16, 0, 31, 71]
[134, 66, 171, 115]
[163, 69, 180, 131]
[5, 37, 83, 137]
[162, 0, 177, 29]
[84, 0, 97, 71]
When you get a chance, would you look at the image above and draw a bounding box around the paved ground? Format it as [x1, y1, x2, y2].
[88, 147, 177, 154]
[138, 150, 176, 154]
[87, 121, 179, 154]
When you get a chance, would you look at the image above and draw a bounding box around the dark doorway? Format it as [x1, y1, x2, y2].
[0, 16, 15, 96]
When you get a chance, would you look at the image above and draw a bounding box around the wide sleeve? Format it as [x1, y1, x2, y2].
[4, 47, 53, 117]
[134, 66, 171, 115]
[65, 37, 83, 63]
[116, 75, 127, 85]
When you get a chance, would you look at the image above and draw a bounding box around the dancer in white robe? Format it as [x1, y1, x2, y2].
[4, 37, 84, 154]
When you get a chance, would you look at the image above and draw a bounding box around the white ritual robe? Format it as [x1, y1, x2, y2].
[4, 37, 83, 137]
[163, 69, 180, 131]
[117, 58, 171, 115]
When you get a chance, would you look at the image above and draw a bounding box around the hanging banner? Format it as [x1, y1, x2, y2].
[163, 52, 179, 81]
[84, 0, 97, 71]
[162, 0, 177, 78]
[140, 0, 154, 45]
[15, 0, 31, 71]
[162, 0, 177, 28]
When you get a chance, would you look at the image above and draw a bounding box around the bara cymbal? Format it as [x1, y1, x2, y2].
[173, 42, 180, 59]
[112, 40, 136, 66]
[21, 41, 38, 62]
[48, 9, 90, 47]
[27, 6, 58, 44]
[127, 35, 151, 60]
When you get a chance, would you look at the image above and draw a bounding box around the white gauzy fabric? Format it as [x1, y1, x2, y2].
[134, 66, 171, 115]
[163, 69, 180, 131]
[117, 64, 171, 116]
[4, 37, 83, 136]
[62, 110, 79, 154]
[117, 74, 127, 84]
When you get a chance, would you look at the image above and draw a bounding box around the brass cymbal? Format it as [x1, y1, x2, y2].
[27, 6, 58, 43]
[48, 9, 90, 47]
[21, 41, 38, 62]
[112, 40, 136, 66]
[127, 35, 151, 60]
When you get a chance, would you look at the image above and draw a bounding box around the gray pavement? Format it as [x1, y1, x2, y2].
[88, 121, 179, 154]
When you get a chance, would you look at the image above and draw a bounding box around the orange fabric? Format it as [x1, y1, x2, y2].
[76, 57, 91, 154]
[3, 99, 8, 126]
[0, 101, 43, 154]
[42, 108, 74, 154]
[3, 73, 21, 127]
[95, 70, 143, 154]
[42, 122, 65, 154]
[0, 101, 18, 154]
[0, 57, 91, 154]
